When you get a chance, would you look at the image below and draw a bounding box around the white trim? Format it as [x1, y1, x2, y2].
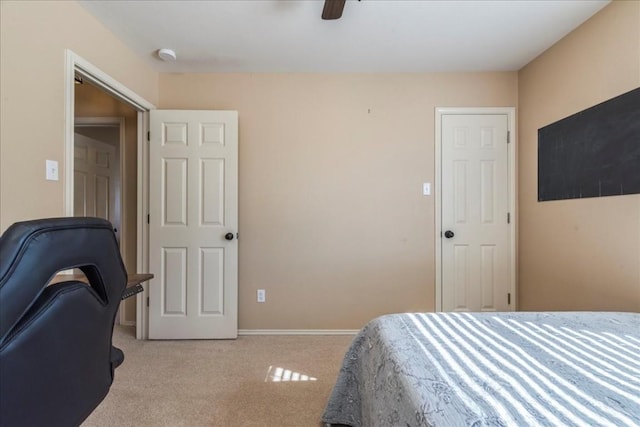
[64, 50, 155, 337]
[434, 107, 517, 312]
[67, 51, 155, 112]
[64, 51, 75, 216]
[434, 111, 443, 312]
[136, 111, 150, 340]
[239, 329, 359, 336]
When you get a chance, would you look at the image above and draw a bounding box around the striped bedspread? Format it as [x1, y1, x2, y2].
[322, 312, 640, 427]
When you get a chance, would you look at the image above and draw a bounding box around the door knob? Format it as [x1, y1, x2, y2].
[444, 230, 455, 239]
[224, 232, 235, 241]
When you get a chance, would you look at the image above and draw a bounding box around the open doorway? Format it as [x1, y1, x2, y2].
[65, 50, 155, 338]
[74, 79, 138, 325]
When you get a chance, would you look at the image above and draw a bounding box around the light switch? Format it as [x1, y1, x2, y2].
[46, 160, 59, 181]
[423, 182, 431, 196]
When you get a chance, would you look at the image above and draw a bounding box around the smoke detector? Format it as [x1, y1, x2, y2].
[157, 48, 177, 61]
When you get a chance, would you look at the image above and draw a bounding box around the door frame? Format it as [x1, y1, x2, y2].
[64, 50, 155, 337]
[434, 107, 517, 312]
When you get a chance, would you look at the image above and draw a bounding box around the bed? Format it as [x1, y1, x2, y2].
[322, 312, 640, 427]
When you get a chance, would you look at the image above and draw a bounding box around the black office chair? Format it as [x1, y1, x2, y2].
[0, 217, 127, 427]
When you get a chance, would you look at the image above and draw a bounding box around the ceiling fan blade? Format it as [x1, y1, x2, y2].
[322, 0, 346, 20]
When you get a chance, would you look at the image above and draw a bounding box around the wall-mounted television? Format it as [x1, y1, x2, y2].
[538, 87, 640, 202]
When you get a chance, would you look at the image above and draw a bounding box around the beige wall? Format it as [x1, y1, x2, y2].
[4, 0, 635, 331]
[160, 73, 518, 329]
[0, 0, 158, 231]
[75, 82, 139, 323]
[517, 1, 640, 312]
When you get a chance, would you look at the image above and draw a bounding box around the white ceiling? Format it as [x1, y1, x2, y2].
[79, 0, 609, 73]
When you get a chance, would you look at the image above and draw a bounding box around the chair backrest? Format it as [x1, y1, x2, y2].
[0, 217, 127, 427]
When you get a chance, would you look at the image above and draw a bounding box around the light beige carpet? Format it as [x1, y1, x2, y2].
[83, 326, 353, 427]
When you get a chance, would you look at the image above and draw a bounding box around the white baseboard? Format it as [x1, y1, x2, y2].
[238, 329, 358, 336]
[120, 320, 136, 327]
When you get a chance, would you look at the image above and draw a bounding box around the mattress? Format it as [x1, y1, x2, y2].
[322, 312, 640, 427]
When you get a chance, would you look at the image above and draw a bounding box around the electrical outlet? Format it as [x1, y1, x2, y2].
[257, 289, 266, 303]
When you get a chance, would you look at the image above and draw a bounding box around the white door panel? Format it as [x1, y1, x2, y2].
[149, 110, 238, 339]
[441, 114, 511, 312]
[73, 133, 116, 224]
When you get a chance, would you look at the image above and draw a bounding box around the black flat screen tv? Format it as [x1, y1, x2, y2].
[538, 87, 640, 202]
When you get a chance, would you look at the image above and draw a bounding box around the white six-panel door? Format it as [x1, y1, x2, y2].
[73, 133, 116, 224]
[149, 110, 238, 339]
[441, 114, 512, 312]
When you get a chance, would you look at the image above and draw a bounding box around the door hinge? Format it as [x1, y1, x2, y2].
[508, 293, 511, 305]
[507, 131, 510, 144]
[147, 131, 150, 141]
[507, 212, 511, 224]
[147, 214, 150, 224]
[146, 296, 149, 307]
